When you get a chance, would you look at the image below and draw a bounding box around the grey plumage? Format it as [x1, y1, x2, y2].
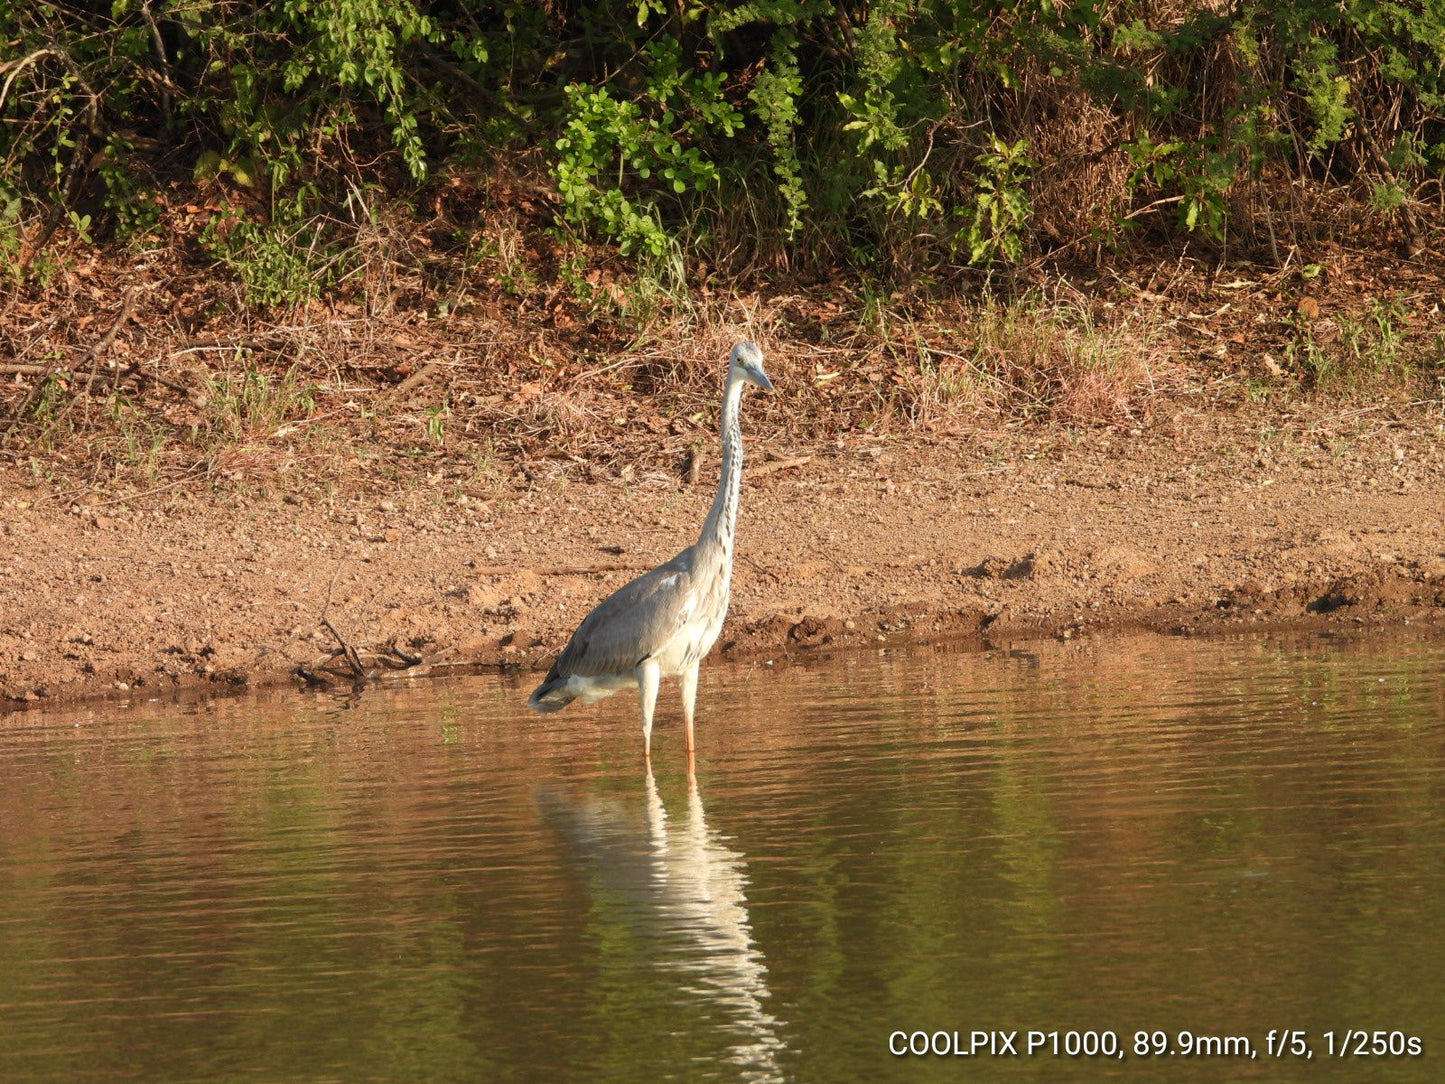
[529, 342, 774, 758]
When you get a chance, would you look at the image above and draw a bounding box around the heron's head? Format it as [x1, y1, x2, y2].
[729, 342, 773, 392]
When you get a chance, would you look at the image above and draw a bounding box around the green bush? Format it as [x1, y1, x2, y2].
[200, 196, 340, 309]
[554, 39, 743, 256]
[1, 1, 1442, 289]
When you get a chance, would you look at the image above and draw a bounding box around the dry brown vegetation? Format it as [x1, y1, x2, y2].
[2, 174, 1442, 514]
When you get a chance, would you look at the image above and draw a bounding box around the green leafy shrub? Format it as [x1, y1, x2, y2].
[963, 138, 1037, 266]
[554, 40, 743, 256]
[0, 0, 1441, 284]
[201, 196, 339, 309]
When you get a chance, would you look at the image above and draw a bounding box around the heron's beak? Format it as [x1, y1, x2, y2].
[753, 369, 775, 392]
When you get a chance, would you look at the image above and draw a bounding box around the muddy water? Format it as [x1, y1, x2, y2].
[1, 633, 1442, 1082]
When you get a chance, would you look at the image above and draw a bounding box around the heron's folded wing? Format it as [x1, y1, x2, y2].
[553, 555, 698, 677]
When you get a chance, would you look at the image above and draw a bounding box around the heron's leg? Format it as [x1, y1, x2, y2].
[636, 659, 662, 759]
[680, 661, 700, 754]
[643, 763, 667, 856]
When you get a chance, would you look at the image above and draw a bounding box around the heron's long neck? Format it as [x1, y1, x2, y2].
[698, 374, 746, 560]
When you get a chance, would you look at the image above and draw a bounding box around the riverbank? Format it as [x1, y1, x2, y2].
[3, 395, 1441, 712]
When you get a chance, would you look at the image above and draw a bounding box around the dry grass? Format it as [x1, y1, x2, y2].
[1, 190, 1439, 506]
[1014, 77, 1134, 255]
[964, 298, 1170, 421]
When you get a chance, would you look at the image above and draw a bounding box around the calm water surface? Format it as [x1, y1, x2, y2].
[1, 633, 1442, 1081]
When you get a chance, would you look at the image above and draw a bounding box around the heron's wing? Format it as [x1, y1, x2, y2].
[551, 549, 700, 678]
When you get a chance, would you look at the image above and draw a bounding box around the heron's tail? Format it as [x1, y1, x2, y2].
[528, 674, 575, 714]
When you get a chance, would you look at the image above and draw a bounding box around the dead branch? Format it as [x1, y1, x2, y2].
[138, 1, 173, 124]
[13, 49, 103, 267]
[82, 468, 207, 509]
[1363, 130, 1425, 257]
[3, 357, 177, 386]
[79, 288, 140, 401]
[386, 359, 443, 402]
[0, 50, 62, 112]
[321, 563, 366, 679]
[383, 641, 423, 667]
[307, 564, 425, 685]
[1, 289, 138, 444]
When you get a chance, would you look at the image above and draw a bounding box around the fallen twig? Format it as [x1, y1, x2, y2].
[383, 641, 423, 667]
[84, 468, 208, 509]
[76, 289, 141, 408]
[2, 289, 138, 443]
[302, 565, 425, 686]
[321, 563, 366, 679]
[740, 553, 783, 583]
[386, 358, 444, 402]
[472, 562, 652, 577]
[751, 454, 812, 477]
[1327, 398, 1437, 422]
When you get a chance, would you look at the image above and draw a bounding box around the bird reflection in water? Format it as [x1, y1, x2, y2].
[539, 767, 786, 1082]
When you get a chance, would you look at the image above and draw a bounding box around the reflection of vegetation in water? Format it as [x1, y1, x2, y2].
[733, 635, 1445, 1075]
[0, 636, 1442, 1081]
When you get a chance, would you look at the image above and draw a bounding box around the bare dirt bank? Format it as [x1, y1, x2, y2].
[3, 399, 1442, 712]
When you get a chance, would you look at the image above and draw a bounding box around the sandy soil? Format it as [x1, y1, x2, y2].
[3, 395, 1442, 712]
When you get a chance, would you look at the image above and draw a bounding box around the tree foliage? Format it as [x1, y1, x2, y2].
[2, 0, 1442, 281]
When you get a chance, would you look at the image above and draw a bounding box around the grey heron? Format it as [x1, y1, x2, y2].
[528, 342, 774, 758]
